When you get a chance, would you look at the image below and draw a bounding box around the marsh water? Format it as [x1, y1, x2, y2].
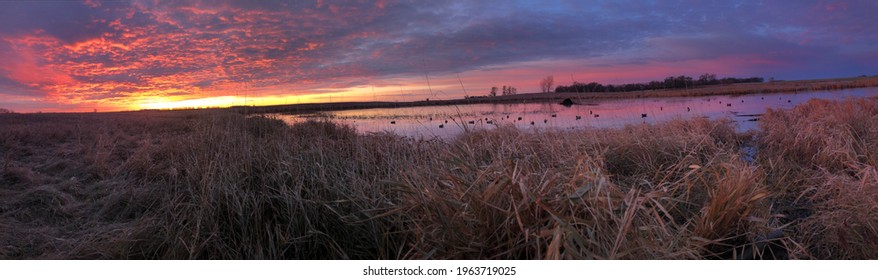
[272, 88, 878, 139]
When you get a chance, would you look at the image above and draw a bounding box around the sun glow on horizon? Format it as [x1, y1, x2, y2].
[139, 96, 246, 110]
[136, 83, 456, 110]
[133, 85, 430, 110]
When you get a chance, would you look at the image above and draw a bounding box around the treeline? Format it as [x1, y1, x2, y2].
[554, 74, 764, 93]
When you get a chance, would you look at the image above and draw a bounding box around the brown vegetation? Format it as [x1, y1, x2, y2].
[1, 96, 877, 259]
[758, 98, 878, 259]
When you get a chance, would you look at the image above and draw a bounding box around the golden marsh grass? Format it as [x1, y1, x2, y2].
[1, 96, 877, 259]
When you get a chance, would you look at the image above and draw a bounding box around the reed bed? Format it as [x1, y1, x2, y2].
[758, 97, 878, 259]
[1, 96, 877, 259]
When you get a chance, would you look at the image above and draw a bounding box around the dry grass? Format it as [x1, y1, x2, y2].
[758, 97, 878, 259]
[2, 96, 877, 259]
[389, 119, 771, 259]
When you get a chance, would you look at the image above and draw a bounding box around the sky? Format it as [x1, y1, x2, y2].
[0, 0, 876, 112]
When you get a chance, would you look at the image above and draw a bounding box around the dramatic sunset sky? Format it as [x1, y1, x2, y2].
[0, 1, 875, 112]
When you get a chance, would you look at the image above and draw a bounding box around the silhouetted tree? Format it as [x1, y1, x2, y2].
[698, 73, 718, 85]
[490, 86, 498, 97]
[500, 85, 518, 96]
[553, 74, 766, 93]
[540, 76, 554, 93]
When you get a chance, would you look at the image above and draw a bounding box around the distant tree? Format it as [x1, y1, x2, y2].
[649, 80, 663, 90]
[552, 74, 767, 94]
[606, 85, 616, 92]
[0, 108, 12, 114]
[663, 76, 675, 89]
[500, 85, 517, 95]
[490, 86, 498, 97]
[680, 75, 694, 88]
[698, 73, 718, 85]
[540, 75, 554, 93]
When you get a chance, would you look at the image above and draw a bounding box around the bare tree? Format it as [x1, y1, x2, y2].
[540, 75, 554, 93]
[490, 86, 498, 97]
[500, 85, 518, 96]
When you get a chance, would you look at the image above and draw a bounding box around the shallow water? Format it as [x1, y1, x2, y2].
[272, 88, 878, 139]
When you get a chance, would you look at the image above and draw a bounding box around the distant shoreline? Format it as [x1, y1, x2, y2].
[239, 76, 878, 115]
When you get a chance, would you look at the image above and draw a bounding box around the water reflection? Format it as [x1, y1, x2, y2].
[271, 88, 878, 139]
